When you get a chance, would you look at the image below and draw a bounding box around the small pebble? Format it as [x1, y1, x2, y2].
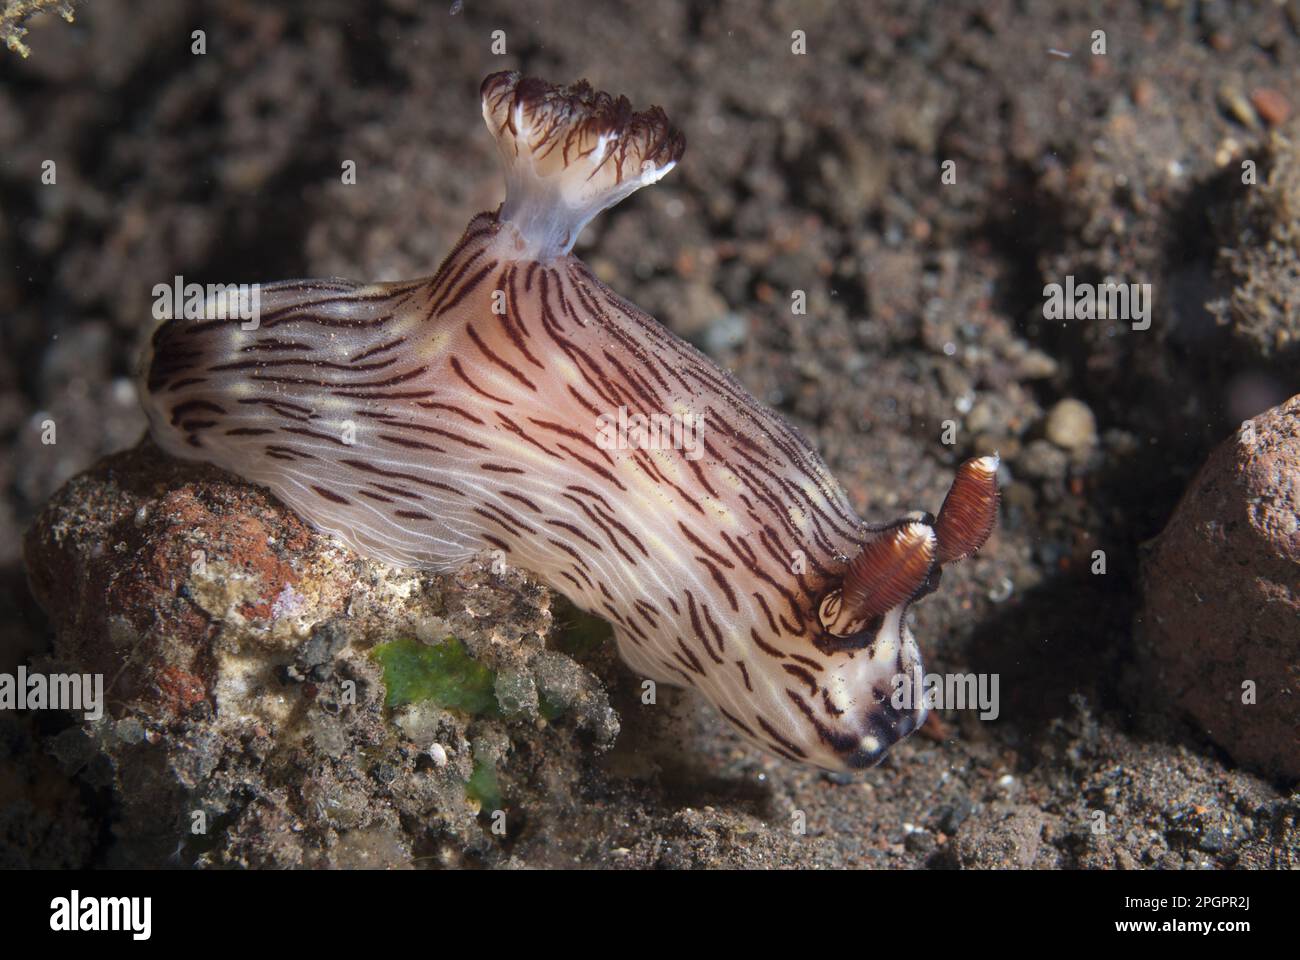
[1198, 826, 1227, 853]
[1017, 348, 1058, 380]
[1218, 83, 1259, 129]
[1019, 439, 1070, 480]
[988, 577, 1014, 603]
[1045, 398, 1097, 452]
[1250, 88, 1290, 128]
[704, 311, 748, 356]
[938, 797, 974, 834]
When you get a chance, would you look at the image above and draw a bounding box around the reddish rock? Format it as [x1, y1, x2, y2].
[1251, 88, 1291, 128]
[1139, 396, 1300, 782]
[22, 441, 331, 721]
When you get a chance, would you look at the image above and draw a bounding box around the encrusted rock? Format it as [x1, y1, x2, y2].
[22, 441, 617, 866]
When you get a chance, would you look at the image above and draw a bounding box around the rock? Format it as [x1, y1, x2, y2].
[1044, 398, 1098, 453]
[21, 441, 617, 867]
[1018, 438, 1070, 481]
[1198, 825, 1228, 853]
[1015, 348, 1060, 380]
[952, 804, 1056, 869]
[1218, 83, 1260, 130]
[1138, 395, 1300, 781]
[1251, 88, 1290, 128]
[936, 796, 975, 835]
[296, 620, 349, 679]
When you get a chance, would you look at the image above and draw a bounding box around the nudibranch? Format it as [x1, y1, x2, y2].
[140, 72, 998, 771]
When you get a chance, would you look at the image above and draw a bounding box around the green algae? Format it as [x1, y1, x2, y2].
[372, 636, 499, 717]
[465, 758, 502, 812]
[372, 637, 506, 814]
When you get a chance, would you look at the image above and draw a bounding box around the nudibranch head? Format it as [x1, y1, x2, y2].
[481, 71, 685, 260]
[139, 71, 999, 773]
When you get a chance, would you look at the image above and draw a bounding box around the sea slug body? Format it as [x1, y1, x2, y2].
[140, 72, 999, 771]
